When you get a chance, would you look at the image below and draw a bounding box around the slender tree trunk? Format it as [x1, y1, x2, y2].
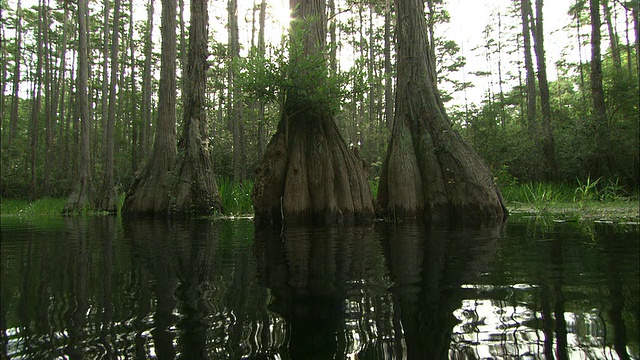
[384, 0, 393, 130]
[532, 0, 558, 180]
[624, 4, 633, 73]
[497, 11, 506, 128]
[602, 0, 622, 69]
[30, 1, 45, 199]
[179, 0, 187, 99]
[63, 0, 91, 214]
[228, 0, 246, 181]
[252, 0, 374, 227]
[97, 0, 121, 213]
[101, 0, 110, 167]
[589, 0, 613, 177]
[53, 3, 70, 188]
[128, 0, 139, 175]
[170, 0, 223, 216]
[257, 0, 267, 158]
[0, 6, 5, 130]
[377, 0, 506, 223]
[43, 0, 53, 194]
[573, 0, 587, 102]
[8, 0, 22, 149]
[122, 0, 178, 217]
[521, 0, 537, 132]
[141, 0, 155, 162]
[368, 5, 375, 127]
[328, 0, 337, 73]
[633, 2, 639, 76]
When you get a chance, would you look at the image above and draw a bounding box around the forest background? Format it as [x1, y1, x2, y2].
[0, 0, 638, 214]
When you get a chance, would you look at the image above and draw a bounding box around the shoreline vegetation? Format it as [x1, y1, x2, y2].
[1, 178, 638, 223]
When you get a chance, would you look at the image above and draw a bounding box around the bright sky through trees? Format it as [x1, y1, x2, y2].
[8, 0, 636, 106]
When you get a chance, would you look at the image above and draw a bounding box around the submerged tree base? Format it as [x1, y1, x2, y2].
[253, 113, 375, 228]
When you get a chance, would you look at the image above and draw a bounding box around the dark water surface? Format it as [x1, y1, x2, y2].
[0, 216, 638, 359]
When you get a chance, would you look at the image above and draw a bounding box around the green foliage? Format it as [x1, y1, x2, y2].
[369, 178, 379, 200]
[217, 178, 254, 216]
[235, 39, 347, 117]
[1, 197, 66, 216]
[574, 176, 600, 205]
[456, 48, 639, 189]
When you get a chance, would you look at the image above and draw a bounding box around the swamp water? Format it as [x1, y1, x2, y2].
[0, 216, 638, 359]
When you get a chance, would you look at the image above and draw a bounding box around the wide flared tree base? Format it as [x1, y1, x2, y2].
[253, 113, 375, 228]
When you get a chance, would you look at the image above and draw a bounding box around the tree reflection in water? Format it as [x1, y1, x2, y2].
[254, 226, 394, 359]
[0, 218, 637, 358]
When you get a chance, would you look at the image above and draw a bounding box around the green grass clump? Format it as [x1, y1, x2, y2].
[1, 197, 67, 216]
[217, 178, 254, 216]
[500, 177, 638, 221]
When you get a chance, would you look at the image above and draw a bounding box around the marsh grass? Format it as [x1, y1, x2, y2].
[1, 197, 67, 216]
[217, 178, 254, 216]
[501, 179, 638, 222]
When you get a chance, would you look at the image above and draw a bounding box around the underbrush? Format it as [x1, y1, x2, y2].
[499, 177, 638, 221]
[217, 177, 254, 216]
[2, 176, 636, 221]
[1, 197, 67, 216]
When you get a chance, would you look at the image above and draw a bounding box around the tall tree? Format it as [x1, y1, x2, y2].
[42, 0, 53, 193]
[100, 0, 111, 166]
[8, 0, 23, 149]
[63, 0, 92, 214]
[53, 3, 70, 181]
[589, 0, 613, 176]
[140, 0, 155, 161]
[97, 0, 122, 213]
[531, 0, 558, 180]
[377, 0, 506, 223]
[521, 0, 537, 132]
[383, 0, 393, 130]
[122, 0, 178, 216]
[29, 0, 45, 198]
[228, 0, 246, 181]
[169, 0, 224, 216]
[602, 0, 621, 69]
[252, 0, 375, 226]
[0, 5, 5, 127]
[257, 0, 267, 158]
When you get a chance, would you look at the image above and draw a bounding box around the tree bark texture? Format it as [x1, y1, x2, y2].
[97, 0, 121, 213]
[169, 0, 223, 216]
[377, 0, 507, 224]
[252, 0, 374, 227]
[122, 0, 177, 217]
[63, 0, 91, 214]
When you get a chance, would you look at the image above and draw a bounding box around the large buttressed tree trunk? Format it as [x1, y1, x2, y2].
[377, 0, 507, 223]
[122, 0, 177, 217]
[252, 0, 374, 227]
[169, 0, 223, 216]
